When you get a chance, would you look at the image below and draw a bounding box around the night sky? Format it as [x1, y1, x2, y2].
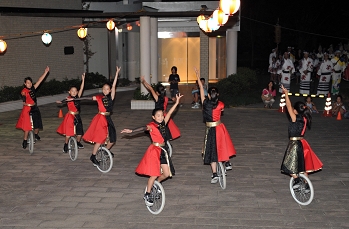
[238, 0, 349, 68]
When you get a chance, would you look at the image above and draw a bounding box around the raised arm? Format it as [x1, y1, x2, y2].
[78, 73, 85, 98]
[281, 85, 296, 122]
[164, 93, 183, 124]
[121, 125, 149, 134]
[140, 76, 158, 101]
[194, 67, 205, 104]
[111, 66, 121, 100]
[34, 66, 49, 89]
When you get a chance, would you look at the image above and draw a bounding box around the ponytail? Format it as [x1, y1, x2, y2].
[208, 87, 219, 108]
[293, 101, 312, 130]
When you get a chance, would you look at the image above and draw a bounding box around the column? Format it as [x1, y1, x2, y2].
[226, 29, 238, 76]
[140, 16, 151, 94]
[127, 31, 140, 81]
[200, 30, 209, 84]
[150, 17, 158, 84]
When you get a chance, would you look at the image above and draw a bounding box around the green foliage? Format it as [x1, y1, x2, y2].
[117, 78, 131, 87]
[133, 87, 152, 100]
[215, 67, 260, 107]
[0, 86, 23, 102]
[84, 72, 108, 88]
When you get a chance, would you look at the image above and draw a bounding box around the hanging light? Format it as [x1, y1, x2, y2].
[199, 19, 211, 33]
[213, 8, 229, 26]
[208, 17, 220, 31]
[106, 20, 115, 31]
[41, 32, 52, 45]
[0, 39, 7, 53]
[197, 15, 206, 24]
[136, 21, 140, 27]
[127, 24, 132, 31]
[77, 27, 87, 39]
[220, 0, 240, 15]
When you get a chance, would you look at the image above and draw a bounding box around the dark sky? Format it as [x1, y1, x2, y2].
[238, 0, 349, 67]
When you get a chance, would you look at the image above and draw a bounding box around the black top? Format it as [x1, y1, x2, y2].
[102, 94, 113, 112]
[168, 74, 180, 90]
[288, 114, 306, 138]
[155, 95, 165, 110]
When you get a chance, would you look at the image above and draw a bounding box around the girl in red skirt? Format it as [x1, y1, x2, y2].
[194, 68, 236, 183]
[16, 66, 50, 149]
[140, 76, 180, 140]
[280, 85, 323, 189]
[121, 93, 183, 206]
[82, 67, 120, 166]
[56, 73, 86, 152]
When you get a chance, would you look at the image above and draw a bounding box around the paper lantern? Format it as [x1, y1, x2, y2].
[213, 8, 229, 26]
[127, 24, 132, 31]
[106, 20, 115, 31]
[197, 15, 206, 24]
[41, 33, 52, 45]
[0, 40, 7, 53]
[77, 28, 87, 39]
[220, 0, 240, 15]
[208, 17, 220, 31]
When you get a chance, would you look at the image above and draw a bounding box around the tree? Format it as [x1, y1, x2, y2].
[83, 34, 96, 73]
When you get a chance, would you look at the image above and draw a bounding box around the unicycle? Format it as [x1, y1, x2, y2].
[95, 145, 113, 173]
[217, 162, 226, 190]
[68, 136, 78, 161]
[144, 180, 165, 215]
[27, 130, 34, 155]
[27, 114, 34, 155]
[166, 141, 172, 157]
[289, 173, 314, 205]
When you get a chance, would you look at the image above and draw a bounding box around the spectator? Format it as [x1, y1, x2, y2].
[261, 81, 276, 108]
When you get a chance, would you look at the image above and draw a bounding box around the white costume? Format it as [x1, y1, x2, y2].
[299, 57, 313, 94]
[316, 59, 333, 95]
[331, 55, 346, 94]
[277, 58, 294, 93]
[269, 51, 277, 65]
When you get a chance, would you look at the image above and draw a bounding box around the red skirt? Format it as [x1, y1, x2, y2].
[167, 118, 180, 140]
[16, 106, 32, 131]
[301, 139, 323, 172]
[83, 114, 108, 144]
[216, 124, 236, 162]
[57, 113, 75, 136]
[135, 145, 161, 177]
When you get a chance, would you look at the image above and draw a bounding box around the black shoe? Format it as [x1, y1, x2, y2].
[90, 154, 99, 166]
[22, 140, 27, 149]
[211, 173, 219, 184]
[35, 134, 41, 141]
[63, 143, 68, 153]
[143, 193, 154, 206]
[293, 177, 301, 189]
[225, 162, 232, 171]
[77, 142, 84, 149]
[104, 151, 114, 158]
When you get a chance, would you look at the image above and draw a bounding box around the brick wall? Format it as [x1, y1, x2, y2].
[0, 0, 83, 87]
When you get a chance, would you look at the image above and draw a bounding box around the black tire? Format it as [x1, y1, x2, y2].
[289, 173, 314, 205]
[217, 162, 226, 190]
[28, 131, 34, 155]
[95, 146, 113, 173]
[145, 180, 165, 215]
[68, 137, 78, 161]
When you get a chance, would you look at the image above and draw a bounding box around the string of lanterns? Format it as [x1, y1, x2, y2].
[0, 17, 137, 54]
[197, 0, 240, 33]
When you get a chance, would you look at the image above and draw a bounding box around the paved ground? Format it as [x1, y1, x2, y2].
[0, 90, 348, 229]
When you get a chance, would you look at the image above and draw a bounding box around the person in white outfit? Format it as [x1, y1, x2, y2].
[277, 52, 294, 93]
[316, 53, 333, 95]
[299, 51, 313, 94]
[331, 50, 346, 95]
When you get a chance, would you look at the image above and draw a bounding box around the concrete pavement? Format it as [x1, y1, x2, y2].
[0, 90, 348, 229]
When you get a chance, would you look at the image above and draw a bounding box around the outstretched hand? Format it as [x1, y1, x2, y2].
[121, 129, 132, 134]
[44, 66, 50, 73]
[280, 84, 288, 94]
[81, 73, 85, 81]
[115, 66, 121, 76]
[56, 101, 62, 104]
[175, 93, 184, 104]
[140, 76, 145, 83]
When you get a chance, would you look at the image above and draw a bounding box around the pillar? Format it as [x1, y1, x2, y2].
[226, 29, 238, 76]
[127, 32, 139, 81]
[140, 16, 151, 94]
[150, 17, 158, 84]
[200, 30, 209, 84]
